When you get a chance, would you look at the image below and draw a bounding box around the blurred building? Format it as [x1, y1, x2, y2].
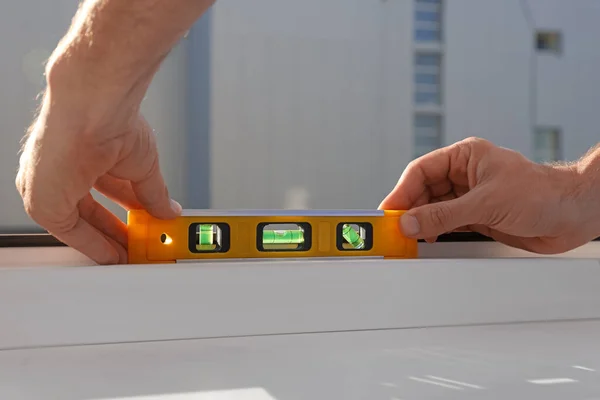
[205, 0, 600, 210]
[2, 0, 600, 230]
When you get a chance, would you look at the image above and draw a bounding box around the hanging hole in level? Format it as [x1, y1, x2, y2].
[160, 233, 173, 245]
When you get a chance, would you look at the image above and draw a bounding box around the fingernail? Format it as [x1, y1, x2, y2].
[400, 214, 420, 236]
[170, 199, 182, 214]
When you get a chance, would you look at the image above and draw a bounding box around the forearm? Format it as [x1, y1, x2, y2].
[41, 0, 214, 134]
[578, 143, 600, 172]
[570, 143, 600, 239]
[49, 0, 214, 79]
[577, 142, 600, 201]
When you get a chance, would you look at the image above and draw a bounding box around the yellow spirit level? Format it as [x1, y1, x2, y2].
[127, 209, 418, 264]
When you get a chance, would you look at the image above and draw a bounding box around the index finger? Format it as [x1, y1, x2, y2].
[378, 143, 461, 210]
[50, 215, 121, 265]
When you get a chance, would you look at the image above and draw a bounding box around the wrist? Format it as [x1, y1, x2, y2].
[576, 147, 600, 234]
[42, 49, 144, 140]
[556, 153, 600, 240]
[45, 42, 148, 106]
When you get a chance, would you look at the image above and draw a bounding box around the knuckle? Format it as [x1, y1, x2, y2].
[22, 194, 43, 223]
[460, 137, 493, 153]
[16, 186, 53, 230]
[428, 204, 453, 230]
[462, 136, 488, 146]
[21, 187, 45, 219]
[16, 183, 35, 219]
[15, 162, 28, 196]
[15, 173, 23, 196]
[404, 159, 419, 174]
[18, 183, 66, 231]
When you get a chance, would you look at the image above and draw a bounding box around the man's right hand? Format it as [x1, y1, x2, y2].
[13, 0, 218, 264]
[15, 57, 182, 265]
[379, 137, 600, 254]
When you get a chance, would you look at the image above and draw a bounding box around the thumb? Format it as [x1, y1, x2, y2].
[399, 194, 479, 239]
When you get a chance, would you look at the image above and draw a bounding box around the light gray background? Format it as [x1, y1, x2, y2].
[2, 0, 599, 228]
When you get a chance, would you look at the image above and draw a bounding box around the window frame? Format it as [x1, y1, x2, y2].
[533, 126, 562, 163]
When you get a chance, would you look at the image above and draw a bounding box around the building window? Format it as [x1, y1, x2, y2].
[533, 127, 561, 163]
[413, 0, 443, 159]
[536, 31, 562, 53]
[414, 114, 442, 158]
[414, 52, 441, 105]
[414, 0, 442, 42]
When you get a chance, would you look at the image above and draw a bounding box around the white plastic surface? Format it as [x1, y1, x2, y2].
[1, 320, 599, 399]
[1, 241, 600, 399]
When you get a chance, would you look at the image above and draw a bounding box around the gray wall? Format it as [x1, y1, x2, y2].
[445, 0, 531, 154]
[530, 0, 600, 160]
[2, 0, 600, 229]
[0, 0, 189, 230]
[207, 0, 600, 211]
[208, 0, 414, 209]
[446, 0, 600, 161]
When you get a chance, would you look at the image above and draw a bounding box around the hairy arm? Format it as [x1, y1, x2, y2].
[44, 0, 215, 132]
[572, 143, 600, 239]
[17, 0, 215, 264]
[49, 0, 214, 79]
[577, 143, 600, 176]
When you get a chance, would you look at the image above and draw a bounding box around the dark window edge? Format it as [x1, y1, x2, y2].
[0, 234, 65, 248]
[429, 232, 600, 243]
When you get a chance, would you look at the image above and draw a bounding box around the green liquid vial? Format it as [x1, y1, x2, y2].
[263, 229, 304, 245]
[342, 224, 365, 249]
[198, 224, 214, 248]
